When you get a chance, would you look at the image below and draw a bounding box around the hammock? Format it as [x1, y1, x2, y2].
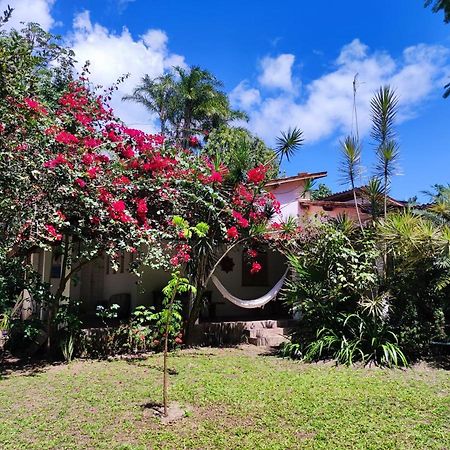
[211, 269, 289, 309]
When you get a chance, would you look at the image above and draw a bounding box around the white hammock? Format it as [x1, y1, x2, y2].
[211, 269, 288, 309]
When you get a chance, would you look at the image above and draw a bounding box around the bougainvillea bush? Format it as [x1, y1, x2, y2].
[0, 21, 283, 351]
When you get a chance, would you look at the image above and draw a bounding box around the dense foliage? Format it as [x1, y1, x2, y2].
[0, 20, 281, 355]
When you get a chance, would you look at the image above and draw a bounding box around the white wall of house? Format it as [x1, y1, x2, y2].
[266, 179, 311, 223]
[76, 246, 288, 321]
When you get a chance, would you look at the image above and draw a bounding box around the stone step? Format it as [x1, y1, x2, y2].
[247, 327, 288, 338]
[241, 319, 298, 330]
[248, 335, 288, 346]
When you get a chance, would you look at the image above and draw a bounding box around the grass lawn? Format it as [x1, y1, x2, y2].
[0, 347, 449, 450]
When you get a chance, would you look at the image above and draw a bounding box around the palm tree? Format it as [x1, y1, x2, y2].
[124, 66, 246, 143]
[339, 135, 364, 230]
[370, 86, 400, 218]
[173, 66, 246, 145]
[123, 73, 176, 134]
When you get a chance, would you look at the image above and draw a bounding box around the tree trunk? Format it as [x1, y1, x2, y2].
[352, 185, 364, 231]
[162, 279, 179, 417]
[184, 287, 205, 345]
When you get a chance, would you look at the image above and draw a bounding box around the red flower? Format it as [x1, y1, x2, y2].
[209, 171, 223, 183]
[43, 154, 68, 168]
[45, 224, 62, 241]
[82, 153, 95, 166]
[75, 178, 86, 188]
[232, 211, 249, 228]
[121, 146, 135, 159]
[84, 137, 102, 149]
[247, 165, 267, 184]
[87, 167, 98, 179]
[24, 98, 47, 115]
[250, 261, 262, 274]
[55, 131, 79, 145]
[247, 249, 258, 258]
[112, 200, 126, 213]
[170, 256, 180, 266]
[226, 226, 239, 240]
[75, 113, 92, 126]
[189, 136, 199, 147]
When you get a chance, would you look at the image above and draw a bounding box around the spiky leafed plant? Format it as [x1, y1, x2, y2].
[370, 86, 400, 218]
[275, 127, 304, 164]
[365, 177, 384, 220]
[339, 135, 364, 230]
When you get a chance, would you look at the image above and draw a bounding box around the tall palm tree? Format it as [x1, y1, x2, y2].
[123, 73, 176, 134]
[124, 66, 245, 143]
[370, 85, 400, 219]
[339, 135, 364, 230]
[173, 66, 245, 145]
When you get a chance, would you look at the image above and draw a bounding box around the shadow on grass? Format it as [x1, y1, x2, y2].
[0, 352, 64, 379]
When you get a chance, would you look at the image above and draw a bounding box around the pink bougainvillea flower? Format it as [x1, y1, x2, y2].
[82, 152, 95, 166]
[250, 261, 262, 274]
[55, 131, 79, 145]
[232, 211, 249, 228]
[75, 113, 92, 126]
[226, 226, 239, 240]
[83, 137, 102, 149]
[86, 167, 98, 179]
[45, 224, 62, 241]
[24, 97, 48, 115]
[121, 146, 135, 159]
[247, 248, 258, 258]
[75, 178, 86, 188]
[247, 165, 267, 184]
[112, 200, 126, 213]
[44, 153, 68, 168]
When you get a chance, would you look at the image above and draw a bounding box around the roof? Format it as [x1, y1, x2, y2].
[320, 186, 405, 207]
[265, 171, 327, 188]
[299, 200, 364, 209]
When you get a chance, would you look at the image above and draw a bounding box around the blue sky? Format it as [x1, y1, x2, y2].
[3, 0, 450, 200]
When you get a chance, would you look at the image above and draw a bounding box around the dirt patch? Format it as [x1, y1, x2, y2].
[142, 401, 190, 425]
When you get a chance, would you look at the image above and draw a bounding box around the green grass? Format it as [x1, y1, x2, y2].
[0, 347, 449, 450]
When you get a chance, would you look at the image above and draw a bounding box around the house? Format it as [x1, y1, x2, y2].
[304, 187, 406, 222]
[27, 172, 405, 345]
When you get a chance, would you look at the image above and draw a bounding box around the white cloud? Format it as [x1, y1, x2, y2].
[239, 40, 450, 144]
[68, 10, 186, 133]
[258, 54, 297, 92]
[0, 0, 55, 31]
[230, 81, 261, 109]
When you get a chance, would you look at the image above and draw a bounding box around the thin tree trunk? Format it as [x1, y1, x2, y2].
[352, 184, 364, 231]
[47, 235, 69, 353]
[162, 279, 180, 417]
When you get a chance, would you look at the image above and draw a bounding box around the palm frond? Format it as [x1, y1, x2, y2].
[370, 85, 399, 146]
[275, 127, 304, 163]
[339, 135, 361, 186]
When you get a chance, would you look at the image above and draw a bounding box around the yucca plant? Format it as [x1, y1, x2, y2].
[275, 127, 304, 164]
[370, 86, 400, 219]
[339, 135, 364, 230]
